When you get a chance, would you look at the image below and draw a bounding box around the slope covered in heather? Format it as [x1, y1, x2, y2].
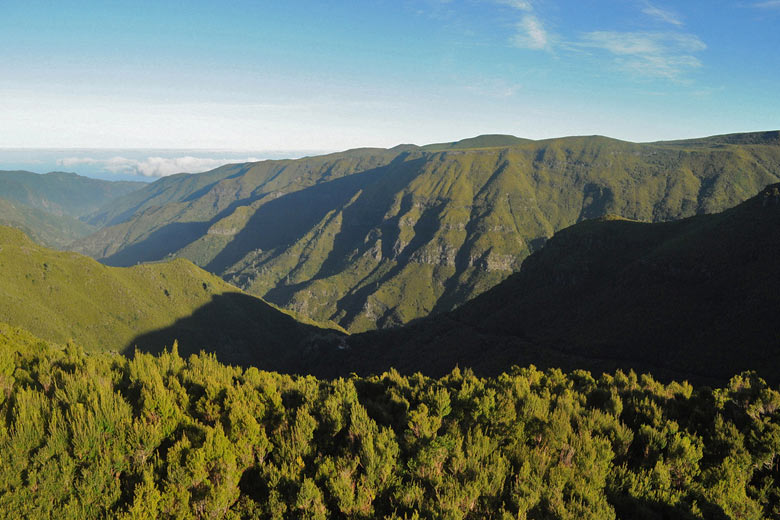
[331, 183, 780, 385]
[74, 131, 780, 332]
[0, 226, 341, 370]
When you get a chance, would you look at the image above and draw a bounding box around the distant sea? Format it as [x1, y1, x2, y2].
[0, 148, 330, 182]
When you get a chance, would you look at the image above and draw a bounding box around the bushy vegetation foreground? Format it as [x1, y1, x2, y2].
[1, 326, 779, 519]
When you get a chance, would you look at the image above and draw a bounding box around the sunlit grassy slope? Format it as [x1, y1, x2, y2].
[331, 183, 780, 385]
[0, 226, 342, 370]
[73, 131, 780, 332]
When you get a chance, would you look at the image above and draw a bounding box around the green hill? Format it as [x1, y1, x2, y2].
[73, 132, 780, 332]
[654, 129, 780, 147]
[0, 226, 341, 370]
[421, 134, 534, 151]
[2, 325, 779, 518]
[0, 170, 144, 218]
[0, 197, 96, 248]
[329, 183, 780, 385]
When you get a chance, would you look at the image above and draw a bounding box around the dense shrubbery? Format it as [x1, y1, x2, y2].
[1, 327, 779, 519]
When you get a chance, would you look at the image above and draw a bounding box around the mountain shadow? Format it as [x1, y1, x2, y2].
[326, 183, 780, 386]
[204, 156, 426, 274]
[75, 133, 780, 332]
[103, 221, 211, 266]
[123, 292, 344, 372]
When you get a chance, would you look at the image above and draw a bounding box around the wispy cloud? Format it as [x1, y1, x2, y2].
[512, 15, 550, 49]
[496, 0, 551, 51]
[752, 0, 780, 7]
[495, 0, 533, 11]
[57, 156, 262, 177]
[578, 31, 706, 79]
[642, 4, 683, 25]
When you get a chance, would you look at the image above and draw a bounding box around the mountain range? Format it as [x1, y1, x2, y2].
[0, 197, 95, 248]
[0, 170, 144, 218]
[1, 131, 779, 384]
[71, 132, 780, 333]
[0, 170, 146, 248]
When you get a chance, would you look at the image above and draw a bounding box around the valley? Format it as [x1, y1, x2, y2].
[2, 132, 780, 520]
[69, 132, 780, 332]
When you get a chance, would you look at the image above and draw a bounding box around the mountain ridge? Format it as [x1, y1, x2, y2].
[0, 169, 145, 219]
[0, 197, 96, 248]
[72, 131, 780, 333]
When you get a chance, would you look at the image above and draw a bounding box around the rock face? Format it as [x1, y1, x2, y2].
[73, 133, 780, 331]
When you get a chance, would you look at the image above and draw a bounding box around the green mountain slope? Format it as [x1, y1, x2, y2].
[73, 132, 780, 332]
[0, 170, 145, 218]
[0, 197, 96, 248]
[0, 226, 341, 369]
[83, 148, 404, 228]
[331, 183, 780, 385]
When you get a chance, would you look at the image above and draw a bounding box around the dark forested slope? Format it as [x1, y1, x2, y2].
[332, 183, 780, 385]
[73, 132, 780, 332]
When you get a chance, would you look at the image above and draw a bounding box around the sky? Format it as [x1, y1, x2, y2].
[1, 0, 779, 178]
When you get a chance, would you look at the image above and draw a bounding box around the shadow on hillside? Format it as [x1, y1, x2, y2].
[180, 163, 258, 204]
[261, 189, 451, 329]
[123, 292, 343, 373]
[103, 221, 211, 266]
[205, 154, 426, 274]
[608, 492, 729, 520]
[101, 154, 423, 270]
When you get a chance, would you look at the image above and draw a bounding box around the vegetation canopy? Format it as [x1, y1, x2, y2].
[1, 326, 779, 519]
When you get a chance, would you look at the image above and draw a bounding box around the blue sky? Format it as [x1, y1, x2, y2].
[1, 0, 779, 158]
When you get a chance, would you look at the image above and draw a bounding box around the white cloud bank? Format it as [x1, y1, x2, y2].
[57, 156, 263, 177]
